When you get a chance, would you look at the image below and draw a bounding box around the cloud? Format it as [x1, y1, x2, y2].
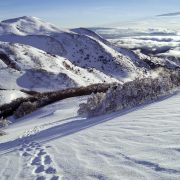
[157, 12, 180, 17]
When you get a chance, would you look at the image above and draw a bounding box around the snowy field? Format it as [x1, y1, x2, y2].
[0, 91, 180, 180]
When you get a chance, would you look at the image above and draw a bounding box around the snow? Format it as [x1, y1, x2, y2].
[0, 15, 180, 180]
[0, 90, 28, 105]
[0, 92, 180, 179]
[0, 16, 145, 93]
[0, 16, 140, 80]
[71, 27, 107, 44]
[0, 16, 143, 105]
[0, 42, 119, 92]
[0, 16, 70, 35]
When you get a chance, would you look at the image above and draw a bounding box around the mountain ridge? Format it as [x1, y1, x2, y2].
[0, 16, 144, 96]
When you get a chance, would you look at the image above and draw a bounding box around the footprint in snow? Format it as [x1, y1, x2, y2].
[18, 140, 59, 179]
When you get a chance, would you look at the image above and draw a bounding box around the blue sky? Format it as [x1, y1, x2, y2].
[0, 0, 180, 28]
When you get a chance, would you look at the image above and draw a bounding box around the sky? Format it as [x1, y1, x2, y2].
[0, 0, 180, 28]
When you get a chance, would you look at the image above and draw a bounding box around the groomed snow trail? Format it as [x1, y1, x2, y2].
[0, 93, 180, 180]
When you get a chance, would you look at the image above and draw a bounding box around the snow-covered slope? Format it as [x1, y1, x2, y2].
[0, 16, 140, 82]
[0, 90, 28, 105]
[71, 27, 108, 44]
[0, 16, 151, 95]
[0, 91, 180, 180]
[0, 16, 69, 35]
[0, 42, 119, 92]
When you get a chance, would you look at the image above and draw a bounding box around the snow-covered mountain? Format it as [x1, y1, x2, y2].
[0, 16, 145, 95]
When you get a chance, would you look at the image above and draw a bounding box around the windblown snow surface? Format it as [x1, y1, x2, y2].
[0, 92, 180, 180]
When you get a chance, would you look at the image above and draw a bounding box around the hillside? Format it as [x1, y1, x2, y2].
[0, 16, 154, 107]
[0, 16, 141, 82]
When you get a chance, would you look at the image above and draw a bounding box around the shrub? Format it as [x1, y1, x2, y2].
[0, 117, 10, 136]
[0, 130, 6, 136]
[0, 83, 111, 119]
[78, 92, 105, 115]
[14, 101, 38, 118]
[78, 70, 180, 117]
[0, 117, 9, 128]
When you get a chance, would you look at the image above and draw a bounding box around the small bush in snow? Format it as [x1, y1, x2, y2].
[0, 117, 10, 136]
[0, 117, 9, 128]
[14, 101, 38, 118]
[0, 130, 6, 136]
[78, 92, 106, 115]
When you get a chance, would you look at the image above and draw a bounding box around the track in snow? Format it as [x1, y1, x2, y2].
[17, 128, 61, 180]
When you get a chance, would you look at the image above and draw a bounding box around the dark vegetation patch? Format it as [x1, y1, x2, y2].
[0, 52, 20, 71]
[20, 89, 41, 96]
[0, 83, 113, 119]
[0, 130, 6, 136]
[1, 68, 180, 119]
[143, 59, 164, 69]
